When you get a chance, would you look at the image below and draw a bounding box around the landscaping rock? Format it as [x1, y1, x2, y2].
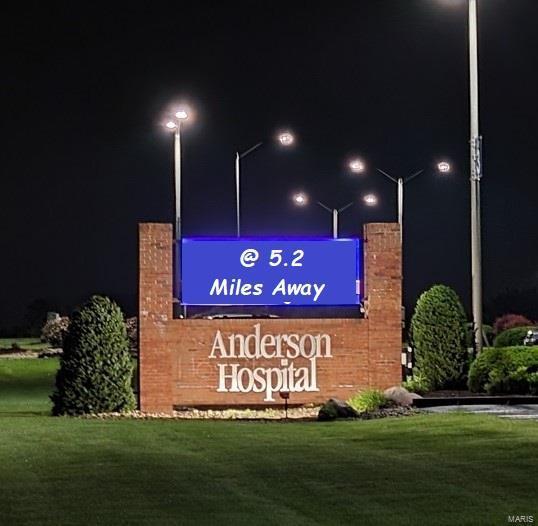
[384, 386, 422, 407]
[318, 398, 359, 421]
[38, 348, 63, 359]
[80, 403, 422, 421]
[83, 406, 321, 420]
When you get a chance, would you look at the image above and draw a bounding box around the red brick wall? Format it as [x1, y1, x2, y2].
[364, 223, 403, 390]
[139, 222, 401, 413]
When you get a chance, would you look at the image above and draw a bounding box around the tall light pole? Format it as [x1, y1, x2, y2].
[166, 109, 188, 240]
[292, 192, 378, 238]
[235, 131, 295, 237]
[469, 0, 483, 353]
[165, 109, 189, 313]
[376, 162, 451, 243]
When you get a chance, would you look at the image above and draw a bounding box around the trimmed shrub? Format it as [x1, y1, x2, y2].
[125, 316, 138, 355]
[493, 314, 532, 335]
[41, 316, 70, 348]
[493, 326, 536, 348]
[402, 372, 431, 395]
[318, 399, 359, 420]
[468, 346, 538, 395]
[348, 389, 390, 413]
[51, 295, 136, 416]
[410, 285, 468, 389]
[318, 401, 339, 421]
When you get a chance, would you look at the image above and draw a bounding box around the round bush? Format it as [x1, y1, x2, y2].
[493, 326, 536, 348]
[493, 314, 532, 335]
[410, 284, 468, 390]
[468, 346, 538, 394]
[51, 295, 136, 416]
[41, 316, 70, 348]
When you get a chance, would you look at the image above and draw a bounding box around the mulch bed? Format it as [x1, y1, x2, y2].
[423, 390, 490, 398]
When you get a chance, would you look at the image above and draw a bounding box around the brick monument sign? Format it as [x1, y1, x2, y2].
[139, 222, 401, 413]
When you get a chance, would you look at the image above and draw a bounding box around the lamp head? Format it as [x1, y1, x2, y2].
[363, 193, 378, 206]
[437, 161, 451, 174]
[349, 158, 365, 174]
[278, 131, 295, 146]
[292, 192, 308, 206]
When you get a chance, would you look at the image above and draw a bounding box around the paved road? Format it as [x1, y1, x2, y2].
[424, 404, 538, 420]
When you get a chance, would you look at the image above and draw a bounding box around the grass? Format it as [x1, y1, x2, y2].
[0, 358, 58, 414]
[0, 359, 537, 525]
[0, 337, 49, 351]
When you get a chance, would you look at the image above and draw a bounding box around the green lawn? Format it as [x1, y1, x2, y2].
[0, 337, 49, 351]
[0, 358, 58, 414]
[0, 359, 537, 526]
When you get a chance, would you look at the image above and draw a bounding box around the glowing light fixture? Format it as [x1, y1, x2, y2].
[437, 161, 451, 173]
[292, 192, 308, 206]
[363, 193, 378, 206]
[278, 131, 295, 146]
[349, 158, 365, 174]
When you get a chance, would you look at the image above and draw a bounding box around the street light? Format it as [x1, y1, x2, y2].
[164, 106, 191, 314]
[363, 193, 378, 206]
[164, 108, 191, 241]
[292, 192, 308, 206]
[437, 161, 451, 174]
[468, 0, 484, 353]
[278, 131, 295, 146]
[235, 130, 295, 237]
[349, 158, 366, 174]
[292, 192, 378, 239]
[438, 0, 483, 351]
[376, 162, 450, 243]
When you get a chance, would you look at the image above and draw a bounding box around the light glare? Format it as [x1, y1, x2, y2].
[292, 192, 308, 206]
[349, 158, 365, 174]
[165, 121, 177, 130]
[278, 131, 295, 146]
[175, 109, 188, 120]
[437, 161, 451, 173]
[363, 193, 378, 206]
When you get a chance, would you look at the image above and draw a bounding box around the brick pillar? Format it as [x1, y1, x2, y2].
[363, 223, 402, 389]
[139, 223, 174, 413]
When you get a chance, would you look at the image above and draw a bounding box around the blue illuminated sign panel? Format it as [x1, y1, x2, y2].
[181, 238, 361, 306]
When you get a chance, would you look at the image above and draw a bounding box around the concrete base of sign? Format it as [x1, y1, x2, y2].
[138, 223, 402, 413]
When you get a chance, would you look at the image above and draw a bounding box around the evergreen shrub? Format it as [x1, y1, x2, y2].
[410, 284, 468, 389]
[51, 295, 135, 416]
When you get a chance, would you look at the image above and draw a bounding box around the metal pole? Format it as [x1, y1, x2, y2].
[174, 124, 181, 239]
[332, 209, 338, 239]
[173, 124, 182, 315]
[469, 0, 483, 353]
[235, 152, 241, 237]
[397, 178, 404, 243]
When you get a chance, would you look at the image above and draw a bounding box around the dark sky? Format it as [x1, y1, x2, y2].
[3, 0, 538, 328]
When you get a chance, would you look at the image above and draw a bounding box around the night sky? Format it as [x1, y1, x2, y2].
[3, 0, 538, 330]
